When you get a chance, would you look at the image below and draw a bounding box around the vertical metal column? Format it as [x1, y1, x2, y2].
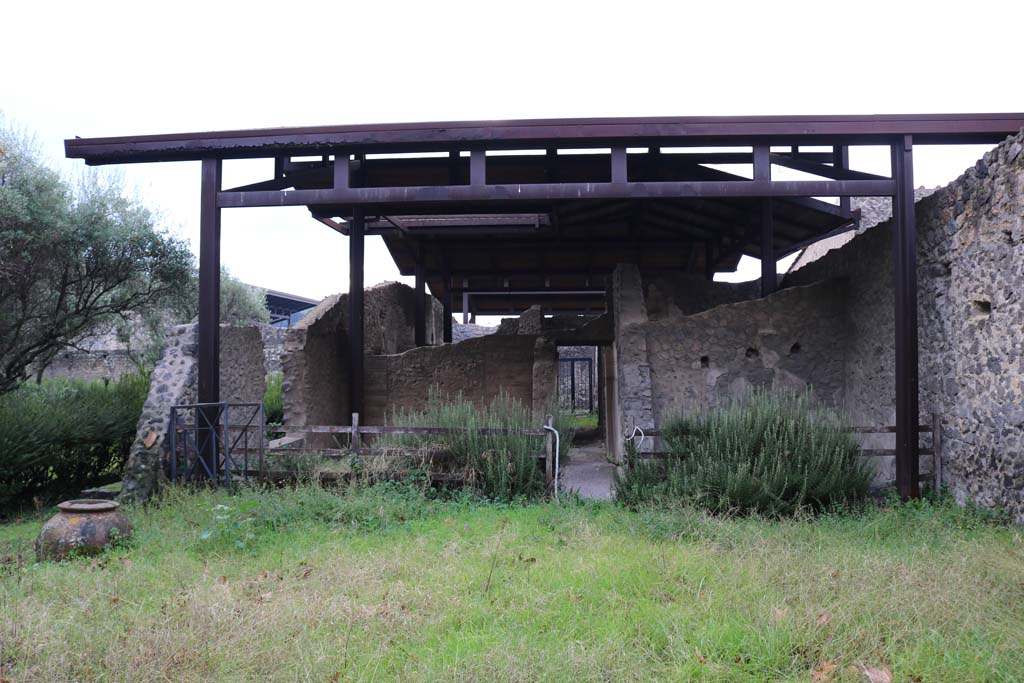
[198, 158, 222, 477]
[348, 207, 365, 419]
[760, 198, 775, 297]
[441, 260, 453, 344]
[834, 145, 851, 216]
[704, 241, 716, 281]
[414, 260, 426, 347]
[892, 135, 920, 499]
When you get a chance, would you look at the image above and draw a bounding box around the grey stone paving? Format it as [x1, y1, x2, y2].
[559, 442, 615, 500]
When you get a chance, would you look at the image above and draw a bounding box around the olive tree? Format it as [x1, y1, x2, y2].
[0, 125, 194, 394]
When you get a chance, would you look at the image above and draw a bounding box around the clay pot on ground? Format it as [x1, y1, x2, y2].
[36, 499, 133, 562]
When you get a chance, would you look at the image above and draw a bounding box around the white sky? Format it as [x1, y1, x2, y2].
[4, 0, 1022, 323]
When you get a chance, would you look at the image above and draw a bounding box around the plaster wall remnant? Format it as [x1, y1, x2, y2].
[119, 324, 266, 502]
[643, 280, 846, 419]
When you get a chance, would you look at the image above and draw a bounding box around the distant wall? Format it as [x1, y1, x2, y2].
[609, 264, 843, 460]
[281, 282, 444, 438]
[644, 281, 846, 420]
[41, 349, 136, 383]
[364, 335, 557, 425]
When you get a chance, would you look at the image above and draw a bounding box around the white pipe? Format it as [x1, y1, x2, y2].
[543, 424, 560, 502]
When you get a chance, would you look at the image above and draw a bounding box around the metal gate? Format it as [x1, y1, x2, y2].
[558, 357, 594, 413]
[167, 402, 265, 484]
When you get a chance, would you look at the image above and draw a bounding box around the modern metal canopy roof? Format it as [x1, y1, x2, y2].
[66, 113, 1024, 164]
[66, 113, 1024, 499]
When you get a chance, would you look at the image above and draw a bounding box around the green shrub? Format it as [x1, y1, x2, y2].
[0, 374, 149, 508]
[379, 389, 564, 501]
[615, 388, 871, 515]
[263, 372, 283, 425]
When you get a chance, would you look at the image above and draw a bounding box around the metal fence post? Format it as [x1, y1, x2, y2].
[169, 408, 177, 482]
[544, 414, 554, 486]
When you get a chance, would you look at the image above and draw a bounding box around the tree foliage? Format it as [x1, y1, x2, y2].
[0, 125, 194, 394]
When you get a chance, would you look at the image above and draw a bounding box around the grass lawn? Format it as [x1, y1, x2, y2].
[1, 485, 1022, 682]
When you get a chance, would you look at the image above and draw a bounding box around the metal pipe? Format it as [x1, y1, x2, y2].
[542, 424, 561, 502]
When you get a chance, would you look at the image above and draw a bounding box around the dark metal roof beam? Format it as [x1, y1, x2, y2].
[217, 178, 897, 210]
[65, 113, 1024, 164]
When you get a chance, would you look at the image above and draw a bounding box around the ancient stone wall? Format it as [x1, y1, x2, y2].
[642, 272, 759, 320]
[788, 131, 1024, 520]
[120, 324, 266, 502]
[363, 335, 557, 425]
[644, 281, 846, 421]
[281, 282, 444, 433]
[41, 349, 136, 383]
[610, 264, 844, 459]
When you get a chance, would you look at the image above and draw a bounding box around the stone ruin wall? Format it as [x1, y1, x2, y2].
[611, 131, 1023, 518]
[643, 280, 847, 420]
[281, 282, 559, 444]
[280, 282, 444, 432]
[364, 335, 557, 425]
[609, 265, 846, 457]
[788, 130, 1024, 520]
[120, 324, 266, 502]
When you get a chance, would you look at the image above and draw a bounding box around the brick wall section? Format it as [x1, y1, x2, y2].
[363, 335, 556, 424]
[281, 282, 444, 436]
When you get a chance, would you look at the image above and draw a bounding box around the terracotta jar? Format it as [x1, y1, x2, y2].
[36, 499, 133, 562]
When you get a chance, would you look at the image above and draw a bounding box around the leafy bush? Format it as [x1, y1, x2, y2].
[379, 390, 568, 501]
[0, 374, 149, 508]
[615, 388, 871, 515]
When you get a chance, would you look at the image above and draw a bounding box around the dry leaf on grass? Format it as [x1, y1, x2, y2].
[812, 661, 837, 682]
[816, 611, 832, 628]
[857, 665, 893, 683]
[770, 607, 789, 623]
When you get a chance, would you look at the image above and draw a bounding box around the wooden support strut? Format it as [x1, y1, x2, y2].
[892, 135, 920, 499]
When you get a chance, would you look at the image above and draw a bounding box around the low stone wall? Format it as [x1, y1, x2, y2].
[364, 335, 557, 425]
[119, 324, 266, 502]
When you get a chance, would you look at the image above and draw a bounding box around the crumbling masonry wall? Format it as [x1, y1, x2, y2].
[120, 324, 266, 502]
[644, 280, 846, 419]
[281, 282, 443, 433]
[365, 335, 557, 424]
[788, 131, 1024, 520]
[609, 264, 845, 460]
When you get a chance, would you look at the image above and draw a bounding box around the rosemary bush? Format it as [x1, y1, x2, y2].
[616, 388, 870, 515]
[379, 389, 570, 501]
